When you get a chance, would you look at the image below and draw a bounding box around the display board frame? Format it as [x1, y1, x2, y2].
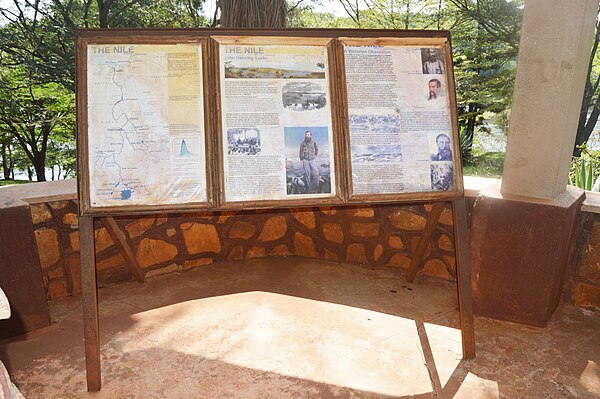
[337, 37, 462, 204]
[211, 35, 346, 210]
[76, 28, 474, 393]
[76, 32, 216, 216]
[76, 28, 463, 217]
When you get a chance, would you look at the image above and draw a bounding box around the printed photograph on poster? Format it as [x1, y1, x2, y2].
[429, 132, 453, 161]
[284, 126, 331, 195]
[223, 59, 326, 79]
[227, 128, 261, 155]
[426, 78, 445, 102]
[282, 82, 327, 111]
[431, 163, 454, 191]
[349, 114, 401, 134]
[421, 48, 445, 74]
[352, 144, 403, 163]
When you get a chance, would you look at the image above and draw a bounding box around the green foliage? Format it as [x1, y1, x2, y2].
[459, 127, 474, 164]
[569, 144, 600, 191]
[0, 179, 31, 186]
[462, 151, 504, 178]
[0, 66, 75, 181]
[0, 0, 214, 181]
[575, 5, 600, 156]
[297, 0, 523, 163]
[0, 0, 526, 179]
[494, 109, 511, 136]
[450, 0, 522, 159]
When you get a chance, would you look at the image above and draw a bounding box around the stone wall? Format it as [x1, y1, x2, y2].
[30, 200, 457, 300]
[569, 211, 600, 310]
[19, 178, 600, 313]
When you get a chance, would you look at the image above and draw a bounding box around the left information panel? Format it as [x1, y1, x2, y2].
[86, 43, 208, 208]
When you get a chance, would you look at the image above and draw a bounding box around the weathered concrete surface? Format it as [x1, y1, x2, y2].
[0, 180, 76, 339]
[0, 183, 53, 340]
[470, 183, 585, 326]
[1, 257, 599, 399]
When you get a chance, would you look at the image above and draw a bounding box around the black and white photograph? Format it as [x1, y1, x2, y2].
[222, 57, 326, 79]
[227, 128, 262, 155]
[421, 47, 445, 74]
[430, 163, 454, 191]
[351, 144, 403, 163]
[429, 132, 453, 161]
[349, 114, 401, 134]
[282, 82, 327, 111]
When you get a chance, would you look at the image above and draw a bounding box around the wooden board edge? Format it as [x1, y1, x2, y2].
[339, 37, 448, 47]
[212, 35, 333, 46]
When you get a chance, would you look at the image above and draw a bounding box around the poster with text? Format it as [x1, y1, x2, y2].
[344, 44, 455, 195]
[86, 43, 207, 207]
[219, 43, 336, 202]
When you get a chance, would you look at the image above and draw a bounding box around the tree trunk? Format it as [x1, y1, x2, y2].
[1, 142, 10, 180]
[464, 119, 475, 160]
[462, 107, 477, 163]
[574, 5, 600, 156]
[219, 0, 287, 28]
[32, 157, 47, 182]
[97, 0, 110, 28]
[574, 106, 600, 156]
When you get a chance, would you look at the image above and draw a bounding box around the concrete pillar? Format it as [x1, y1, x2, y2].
[471, 0, 597, 326]
[501, 0, 598, 199]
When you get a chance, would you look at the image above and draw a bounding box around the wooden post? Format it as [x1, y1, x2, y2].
[452, 197, 475, 359]
[80, 215, 101, 391]
[101, 217, 145, 282]
[406, 202, 445, 282]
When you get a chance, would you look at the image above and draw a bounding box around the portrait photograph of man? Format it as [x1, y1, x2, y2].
[427, 78, 444, 101]
[421, 48, 445, 74]
[284, 126, 331, 195]
[430, 133, 453, 161]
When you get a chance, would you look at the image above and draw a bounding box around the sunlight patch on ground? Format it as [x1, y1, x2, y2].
[423, 322, 463, 387]
[123, 291, 436, 397]
[580, 360, 600, 396]
[454, 373, 500, 398]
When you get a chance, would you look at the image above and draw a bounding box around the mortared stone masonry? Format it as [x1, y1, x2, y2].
[30, 200, 458, 301]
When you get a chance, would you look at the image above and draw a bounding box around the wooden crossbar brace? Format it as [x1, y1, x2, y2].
[101, 217, 145, 283]
[405, 202, 445, 283]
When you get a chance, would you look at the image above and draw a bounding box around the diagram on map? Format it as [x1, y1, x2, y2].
[86, 43, 207, 207]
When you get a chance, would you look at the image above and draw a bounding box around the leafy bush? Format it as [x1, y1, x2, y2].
[570, 143, 600, 191]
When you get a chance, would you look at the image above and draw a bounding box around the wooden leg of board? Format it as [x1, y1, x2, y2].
[101, 216, 145, 283]
[406, 202, 445, 283]
[80, 216, 101, 391]
[452, 197, 476, 359]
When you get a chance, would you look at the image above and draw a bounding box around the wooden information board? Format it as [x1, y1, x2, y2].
[76, 28, 473, 392]
[77, 28, 462, 214]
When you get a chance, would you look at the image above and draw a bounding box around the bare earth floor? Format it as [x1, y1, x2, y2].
[1, 257, 599, 398]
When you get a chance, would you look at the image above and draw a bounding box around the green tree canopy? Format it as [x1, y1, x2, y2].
[0, 0, 529, 179]
[0, 67, 75, 181]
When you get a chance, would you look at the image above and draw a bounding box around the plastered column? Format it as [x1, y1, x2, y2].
[501, 0, 598, 199]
